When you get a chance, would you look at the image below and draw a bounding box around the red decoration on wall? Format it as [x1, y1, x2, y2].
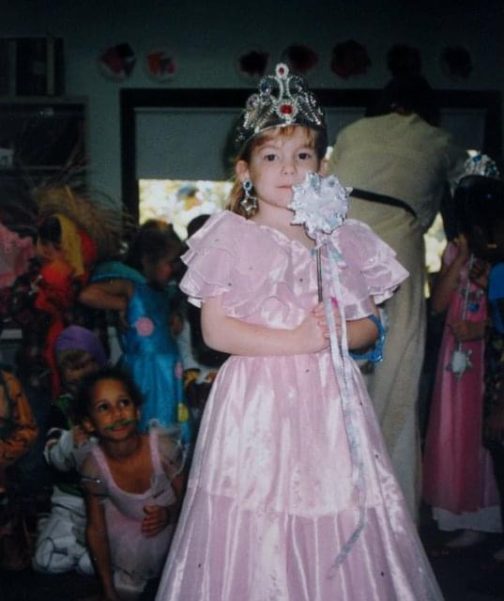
[237, 49, 269, 80]
[331, 40, 370, 79]
[386, 45, 422, 78]
[98, 43, 136, 81]
[146, 49, 177, 81]
[281, 44, 319, 75]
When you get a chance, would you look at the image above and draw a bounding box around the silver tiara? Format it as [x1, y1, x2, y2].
[235, 63, 327, 151]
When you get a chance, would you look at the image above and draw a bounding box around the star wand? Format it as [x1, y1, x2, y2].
[289, 172, 350, 301]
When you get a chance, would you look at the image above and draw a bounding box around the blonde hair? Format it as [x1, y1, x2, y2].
[227, 126, 326, 218]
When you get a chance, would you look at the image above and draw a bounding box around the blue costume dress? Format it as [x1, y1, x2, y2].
[92, 262, 192, 447]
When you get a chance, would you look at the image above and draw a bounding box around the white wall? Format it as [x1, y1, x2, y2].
[2, 0, 503, 205]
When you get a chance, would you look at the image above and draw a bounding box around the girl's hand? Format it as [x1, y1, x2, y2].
[293, 303, 330, 353]
[72, 425, 89, 447]
[449, 319, 486, 342]
[141, 504, 171, 537]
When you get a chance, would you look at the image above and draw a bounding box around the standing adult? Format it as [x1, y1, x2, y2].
[327, 75, 467, 516]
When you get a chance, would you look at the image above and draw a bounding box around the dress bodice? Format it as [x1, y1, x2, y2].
[181, 211, 408, 327]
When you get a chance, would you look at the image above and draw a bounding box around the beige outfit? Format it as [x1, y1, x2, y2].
[328, 113, 467, 517]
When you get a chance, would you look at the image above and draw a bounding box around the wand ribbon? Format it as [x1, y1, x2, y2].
[290, 172, 367, 571]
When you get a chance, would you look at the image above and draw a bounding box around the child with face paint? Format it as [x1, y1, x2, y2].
[75, 367, 185, 601]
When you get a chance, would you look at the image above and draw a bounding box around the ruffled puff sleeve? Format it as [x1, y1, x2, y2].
[334, 219, 409, 314]
[180, 211, 275, 316]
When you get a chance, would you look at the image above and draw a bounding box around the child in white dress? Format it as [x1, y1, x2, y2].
[77, 367, 185, 600]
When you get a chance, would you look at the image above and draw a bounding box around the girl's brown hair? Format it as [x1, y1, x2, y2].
[227, 125, 327, 218]
[126, 220, 184, 271]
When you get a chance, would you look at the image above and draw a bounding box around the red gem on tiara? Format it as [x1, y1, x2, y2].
[280, 103, 293, 115]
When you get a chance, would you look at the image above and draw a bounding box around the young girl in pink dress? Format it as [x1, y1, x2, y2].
[155, 64, 443, 601]
[423, 232, 501, 545]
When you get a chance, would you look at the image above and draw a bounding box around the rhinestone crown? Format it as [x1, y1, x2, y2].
[235, 63, 327, 151]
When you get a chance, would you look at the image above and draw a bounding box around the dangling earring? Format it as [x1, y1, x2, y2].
[240, 179, 258, 215]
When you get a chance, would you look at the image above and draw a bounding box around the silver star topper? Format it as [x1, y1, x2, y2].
[289, 172, 351, 241]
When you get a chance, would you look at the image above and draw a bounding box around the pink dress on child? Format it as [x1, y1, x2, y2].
[83, 428, 178, 596]
[423, 242, 501, 529]
[155, 211, 443, 601]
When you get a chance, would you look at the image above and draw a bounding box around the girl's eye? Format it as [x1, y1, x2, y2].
[263, 153, 277, 162]
[96, 402, 109, 413]
[119, 397, 132, 408]
[298, 152, 312, 160]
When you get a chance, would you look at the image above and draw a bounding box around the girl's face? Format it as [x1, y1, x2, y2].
[61, 352, 101, 396]
[143, 255, 174, 286]
[468, 221, 504, 263]
[83, 378, 140, 441]
[36, 239, 65, 264]
[236, 126, 322, 213]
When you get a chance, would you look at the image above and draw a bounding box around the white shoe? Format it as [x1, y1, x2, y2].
[445, 529, 487, 549]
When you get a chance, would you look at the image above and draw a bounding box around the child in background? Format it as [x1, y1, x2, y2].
[33, 325, 108, 575]
[76, 367, 184, 600]
[0, 367, 38, 571]
[32, 185, 121, 395]
[460, 174, 504, 595]
[79, 221, 192, 450]
[423, 231, 501, 546]
[155, 64, 442, 600]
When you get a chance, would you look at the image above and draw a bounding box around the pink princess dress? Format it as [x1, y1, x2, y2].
[155, 211, 443, 601]
[423, 242, 501, 532]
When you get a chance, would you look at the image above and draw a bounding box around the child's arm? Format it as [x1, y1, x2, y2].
[85, 494, 120, 600]
[431, 236, 469, 314]
[201, 296, 379, 356]
[201, 296, 329, 356]
[81, 458, 119, 601]
[78, 279, 133, 312]
[345, 304, 381, 352]
[44, 427, 89, 471]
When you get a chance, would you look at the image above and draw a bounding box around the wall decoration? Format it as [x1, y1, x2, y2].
[146, 48, 177, 81]
[236, 49, 269, 81]
[280, 44, 318, 75]
[98, 43, 136, 81]
[441, 46, 473, 80]
[386, 44, 422, 78]
[330, 40, 370, 79]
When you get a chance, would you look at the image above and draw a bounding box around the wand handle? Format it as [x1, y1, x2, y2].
[316, 247, 322, 302]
